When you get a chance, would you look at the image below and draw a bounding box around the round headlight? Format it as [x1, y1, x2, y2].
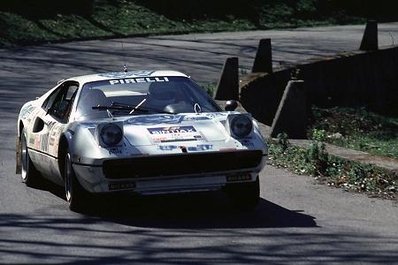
[100, 124, 123, 146]
[231, 115, 253, 138]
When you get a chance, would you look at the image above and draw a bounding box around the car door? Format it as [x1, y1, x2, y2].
[30, 81, 78, 180]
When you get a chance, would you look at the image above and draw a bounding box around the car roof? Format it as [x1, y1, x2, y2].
[64, 70, 189, 84]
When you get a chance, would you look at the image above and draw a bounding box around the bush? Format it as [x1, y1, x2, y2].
[268, 132, 397, 199]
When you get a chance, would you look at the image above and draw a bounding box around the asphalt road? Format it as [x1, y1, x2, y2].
[0, 23, 398, 264]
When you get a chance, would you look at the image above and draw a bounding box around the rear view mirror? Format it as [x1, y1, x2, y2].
[225, 100, 238, 111]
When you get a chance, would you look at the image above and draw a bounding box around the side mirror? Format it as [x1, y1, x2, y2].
[225, 100, 238, 111]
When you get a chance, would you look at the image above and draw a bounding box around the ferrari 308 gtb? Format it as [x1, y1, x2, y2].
[16, 70, 267, 211]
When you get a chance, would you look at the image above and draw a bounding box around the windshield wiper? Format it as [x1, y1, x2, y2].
[92, 101, 175, 115]
[92, 102, 149, 112]
[129, 98, 147, 114]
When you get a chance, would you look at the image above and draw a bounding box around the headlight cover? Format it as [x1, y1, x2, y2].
[99, 123, 123, 146]
[230, 114, 253, 138]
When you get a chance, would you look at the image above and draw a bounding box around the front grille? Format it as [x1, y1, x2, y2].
[103, 150, 263, 179]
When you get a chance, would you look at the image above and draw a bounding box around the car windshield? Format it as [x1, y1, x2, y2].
[75, 76, 220, 120]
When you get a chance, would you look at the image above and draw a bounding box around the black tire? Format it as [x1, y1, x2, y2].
[64, 150, 89, 212]
[226, 177, 260, 210]
[20, 131, 39, 186]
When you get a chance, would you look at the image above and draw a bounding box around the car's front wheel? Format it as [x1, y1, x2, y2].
[64, 150, 88, 212]
[225, 177, 260, 210]
[20, 131, 39, 186]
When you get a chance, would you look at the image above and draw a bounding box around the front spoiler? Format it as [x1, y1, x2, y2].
[72, 163, 260, 195]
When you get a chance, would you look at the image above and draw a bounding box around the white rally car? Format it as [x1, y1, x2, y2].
[16, 70, 267, 212]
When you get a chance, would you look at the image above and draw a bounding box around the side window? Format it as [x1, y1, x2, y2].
[47, 82, 78, 123]
[42, 87, 61, 112]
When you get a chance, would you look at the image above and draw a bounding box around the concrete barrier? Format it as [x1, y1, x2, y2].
[360, 20, 378, 51]
[240, 46, 398, 127]
[215, 57, 239, 100]
[270, 80, 308, 139]
[252, 38, 273, 73]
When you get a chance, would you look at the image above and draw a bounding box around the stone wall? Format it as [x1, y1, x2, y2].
[240, 46, 398, 125]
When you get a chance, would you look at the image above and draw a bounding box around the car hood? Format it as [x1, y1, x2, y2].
[122, 113, 229, 146]
[70, 112, 267, 164]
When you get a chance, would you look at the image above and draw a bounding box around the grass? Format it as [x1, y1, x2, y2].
[0, 2, 256, 47]
[268, 132, 398, 200]
[0, 0, 365, 47]
[310, 107, 398, 159]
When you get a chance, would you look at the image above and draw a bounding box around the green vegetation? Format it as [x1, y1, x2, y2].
[269, 131, 398, 200]
[0, 0, 373, 47]
[200, 83, 217, 98]
[310, 107, 398, 159]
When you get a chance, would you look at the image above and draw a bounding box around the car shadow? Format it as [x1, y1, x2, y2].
[27, 175, 67, 201]
[27, 174, 317, 229]
[99, 194, 318, 229]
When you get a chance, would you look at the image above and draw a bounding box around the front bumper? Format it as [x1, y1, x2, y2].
[72, 150, 266, 195]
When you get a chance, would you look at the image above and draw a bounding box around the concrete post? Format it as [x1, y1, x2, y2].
[215, 57, 239, 100]
[270, 80, 308, 139]
[252, 38, 273, 73]
[360, 20, 378, 51]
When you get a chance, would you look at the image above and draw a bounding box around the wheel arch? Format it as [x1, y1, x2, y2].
[15, 120, 25, 174]
[58, 131, 73, 180]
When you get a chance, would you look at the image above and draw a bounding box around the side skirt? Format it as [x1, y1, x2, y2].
[28, 148, 64, 186]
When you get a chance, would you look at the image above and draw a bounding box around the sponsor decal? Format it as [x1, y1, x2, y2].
[48, 124, 65, 155]
[148, 126, 196, 135]
[109, 181, 136, 191]
[108, 147, 123, 155]
[226, 174, 252, 182]
[34, 135, 41, 150]
[181, 113, 226, 122]
[109, 77, 169, 85]
[40, 134, 49, 152]
[159, 145, 178, 151]
[187, 144, 213, 152]
[20, 104, 35, 119]
[127, 114, 184, 125]
[183, 116, 211, 121]
[99, 71, 155, 79]
[159, 144, 213, 152]
[148, 126, 202, 143]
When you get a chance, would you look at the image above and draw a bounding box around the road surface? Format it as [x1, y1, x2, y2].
[0, 23, 397, 264]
